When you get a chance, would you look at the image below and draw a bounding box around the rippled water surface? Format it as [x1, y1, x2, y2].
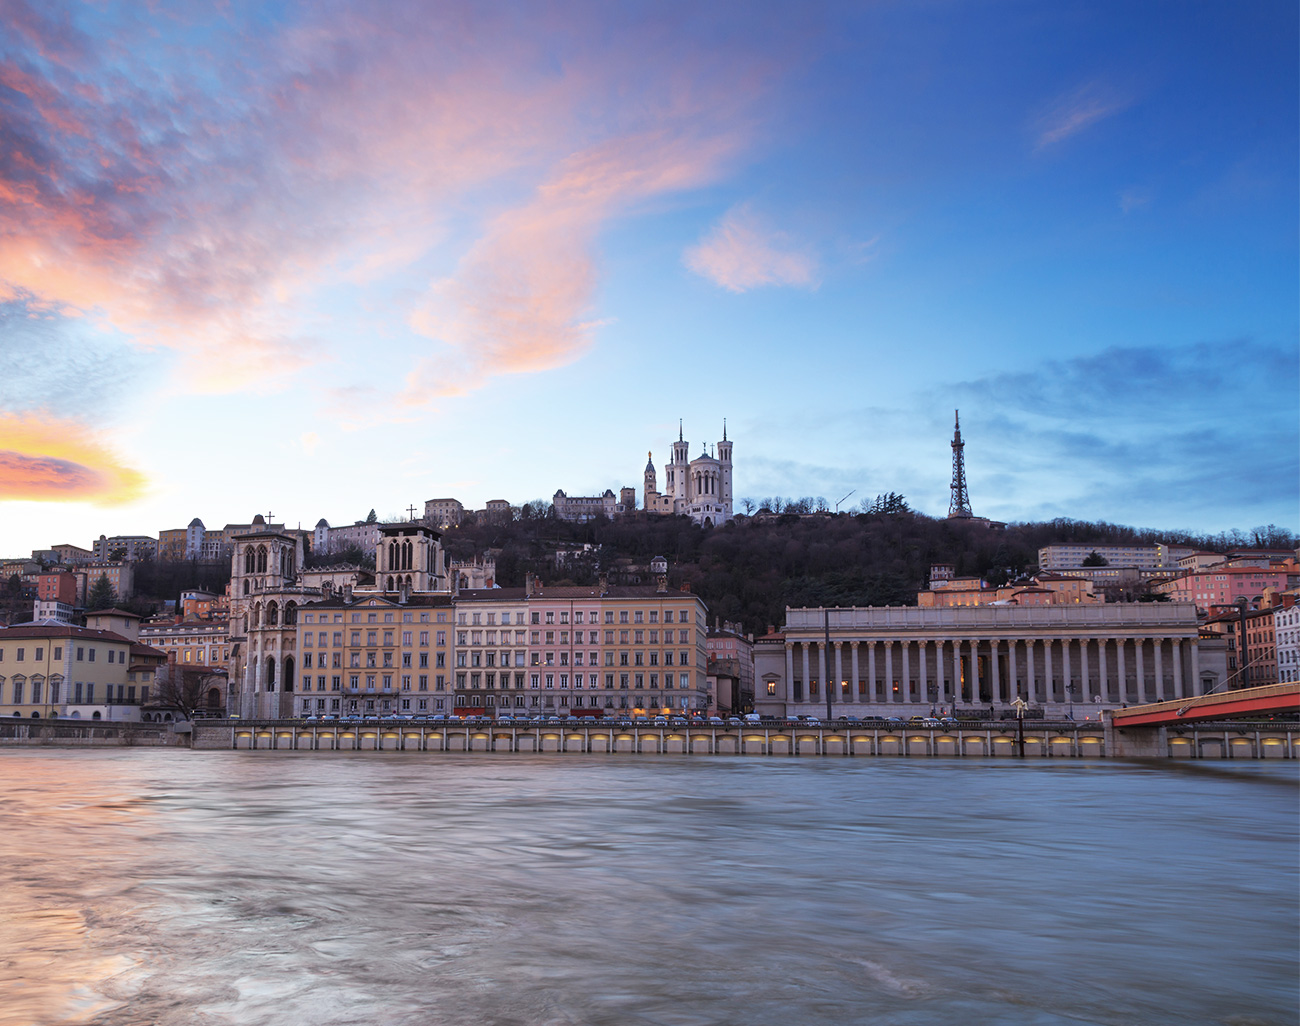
[0, 750, 1295, 1025]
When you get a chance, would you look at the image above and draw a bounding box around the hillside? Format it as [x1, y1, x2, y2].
[441, 509, 1293, 636]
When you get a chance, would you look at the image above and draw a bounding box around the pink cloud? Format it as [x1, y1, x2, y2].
[683, 205, 819, 293]
[0, 1, 784, 410]
[1034, 83, 1130, 149]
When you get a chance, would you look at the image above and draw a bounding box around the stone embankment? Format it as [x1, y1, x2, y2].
[191, 719, 1298, 759]
[0, 720, 183, 747]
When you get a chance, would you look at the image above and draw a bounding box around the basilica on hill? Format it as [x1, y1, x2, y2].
[642, 422, 734, 526]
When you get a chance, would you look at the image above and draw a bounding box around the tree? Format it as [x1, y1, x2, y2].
[108, 546, 128, 562]
[740, 498, 756, 515]
[87, 573, 116, 610]
[1082, 550, 1109, 566]
[364, 508, 378, 523]
[154, 666, 225, 721]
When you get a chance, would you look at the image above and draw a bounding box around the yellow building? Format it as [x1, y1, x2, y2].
[0, 622, 165, 720]
[293, 594, 454, 718]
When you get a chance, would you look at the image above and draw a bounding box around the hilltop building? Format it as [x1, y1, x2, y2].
[643, 422, 733, 526]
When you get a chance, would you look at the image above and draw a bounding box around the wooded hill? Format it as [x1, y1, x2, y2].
[441, 508, 1294, 637]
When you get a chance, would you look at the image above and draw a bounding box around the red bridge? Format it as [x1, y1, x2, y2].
[1108, 681, 1300, 728]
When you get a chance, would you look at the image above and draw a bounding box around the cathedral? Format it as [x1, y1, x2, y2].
[227, 520, 450, 719]
[643, 422, 734, 526]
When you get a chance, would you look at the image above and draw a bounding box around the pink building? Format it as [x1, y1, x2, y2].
[1156, 565, 1291, 612]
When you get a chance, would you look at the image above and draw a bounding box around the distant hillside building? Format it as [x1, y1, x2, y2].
[424, 498, 465, 528]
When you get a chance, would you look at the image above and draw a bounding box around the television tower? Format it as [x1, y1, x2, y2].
[948, 409, 973, 519]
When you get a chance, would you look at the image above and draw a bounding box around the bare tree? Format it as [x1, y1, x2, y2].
[154, 665, 226, 721]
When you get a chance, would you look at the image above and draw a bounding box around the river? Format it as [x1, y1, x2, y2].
[0, 750, 1295, 1025]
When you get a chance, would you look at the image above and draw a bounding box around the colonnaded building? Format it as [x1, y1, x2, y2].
[754, 602, 1226, 720]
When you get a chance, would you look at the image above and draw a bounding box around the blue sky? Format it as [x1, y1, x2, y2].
[0, 0, 1295, 552]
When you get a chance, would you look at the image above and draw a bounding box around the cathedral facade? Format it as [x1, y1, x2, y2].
[227, 520, 450, 719]
[643, 423, 734, 526]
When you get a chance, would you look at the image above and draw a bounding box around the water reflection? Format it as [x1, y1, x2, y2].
[0, 752, 1295, 1025]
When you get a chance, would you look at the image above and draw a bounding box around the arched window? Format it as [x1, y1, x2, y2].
[92, 711, 101, 720]
[207, 687, 222, 709]
[387, 576, 394, 591]
[243, 579, 250, 595]
[256, 546, 267, 573]
[267, 601, 279, 626]
[284, 602, 297, 625]
[403, 540, 412, 570]
[245, 548, 256, 574]
[265, 657, 277, 692]
[283, 656, 295, 691]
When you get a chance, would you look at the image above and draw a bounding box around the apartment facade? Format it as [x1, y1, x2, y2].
[0, 622, 167, 720]
[291, 595, 454, 719]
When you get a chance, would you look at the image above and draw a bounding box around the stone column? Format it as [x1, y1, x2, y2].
[989, 640, 1000, 705]
[801, 644, 810, 705]
[1116, 639, 1127, 704]
[1061, 639, 1072, 708]
[1173, 639, 1184, 699]
[785, 644, 794, 700]
[850, 642, 860, 705]
[1191, 640, 1201, 695]
[868, 642, 877, 704]
[935, 640, 946, 708]
[834, 642, 843, 704]
[902, 641, 911, 704]
[1009, 640, 1019, 700]
[1026, 640, 1036, 705]
[1081, 639, 1091, 704]
[1155, 639, 1166, 702]
[1098, 639, 1110, 704]
[1134, 639, 1146, 703]
[971, 640, 981, 705]
[1044, 639, 1055, 706]
[952, 641, 963, 706]
[919, 641, 929, 707]
[884, 641, 896, 703]
[817, 642, 827, 704]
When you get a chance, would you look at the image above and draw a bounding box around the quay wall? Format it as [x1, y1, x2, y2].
[192, 720, 1299, 759]
[0, 720, 183, 747]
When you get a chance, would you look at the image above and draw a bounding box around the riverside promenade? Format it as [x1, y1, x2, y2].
[190, 717, 1299, 759]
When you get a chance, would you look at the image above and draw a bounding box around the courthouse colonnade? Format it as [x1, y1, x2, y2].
[758, 602, 1216, 718]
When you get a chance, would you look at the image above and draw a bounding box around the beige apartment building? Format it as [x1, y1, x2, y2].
[292, 594, 454, 718]
[0, 621, 167, 720]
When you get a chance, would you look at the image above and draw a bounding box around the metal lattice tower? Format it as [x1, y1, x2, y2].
[948, 409, 973, 519]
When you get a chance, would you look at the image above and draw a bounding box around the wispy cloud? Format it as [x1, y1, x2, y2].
[0, 0, 783, 424]
[683, 204, 819, 293]
[0, 413, 145, 504]
[403, 129, 744, 403]
[1034, 82, 1130, 149]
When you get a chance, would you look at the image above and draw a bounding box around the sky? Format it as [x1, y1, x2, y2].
[0, 0, 1296, 554]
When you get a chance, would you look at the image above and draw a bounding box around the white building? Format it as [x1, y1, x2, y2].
[755, 602, 1223, 720]
[1275, 603, 1300, 684]
[1037, 543, 1189, 571]
[312, 518, 383, 556]
[643, 422, 733, 526]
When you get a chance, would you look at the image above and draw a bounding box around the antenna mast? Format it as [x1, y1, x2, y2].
[948, 410, 973, 519]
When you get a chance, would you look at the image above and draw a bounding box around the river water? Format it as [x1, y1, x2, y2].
[0, 751, 1295, 1026]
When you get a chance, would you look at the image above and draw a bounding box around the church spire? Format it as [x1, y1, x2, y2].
[723, 417, 727, 442]
[679, 418, 683, 442]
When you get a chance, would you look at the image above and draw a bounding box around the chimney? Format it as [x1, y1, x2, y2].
[599, 574, 609, 596]
[656, 575, 667, 594]
[525, 573, 535, 598]
[342, 583, 353, 604]
[680, 581, 691, 593]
